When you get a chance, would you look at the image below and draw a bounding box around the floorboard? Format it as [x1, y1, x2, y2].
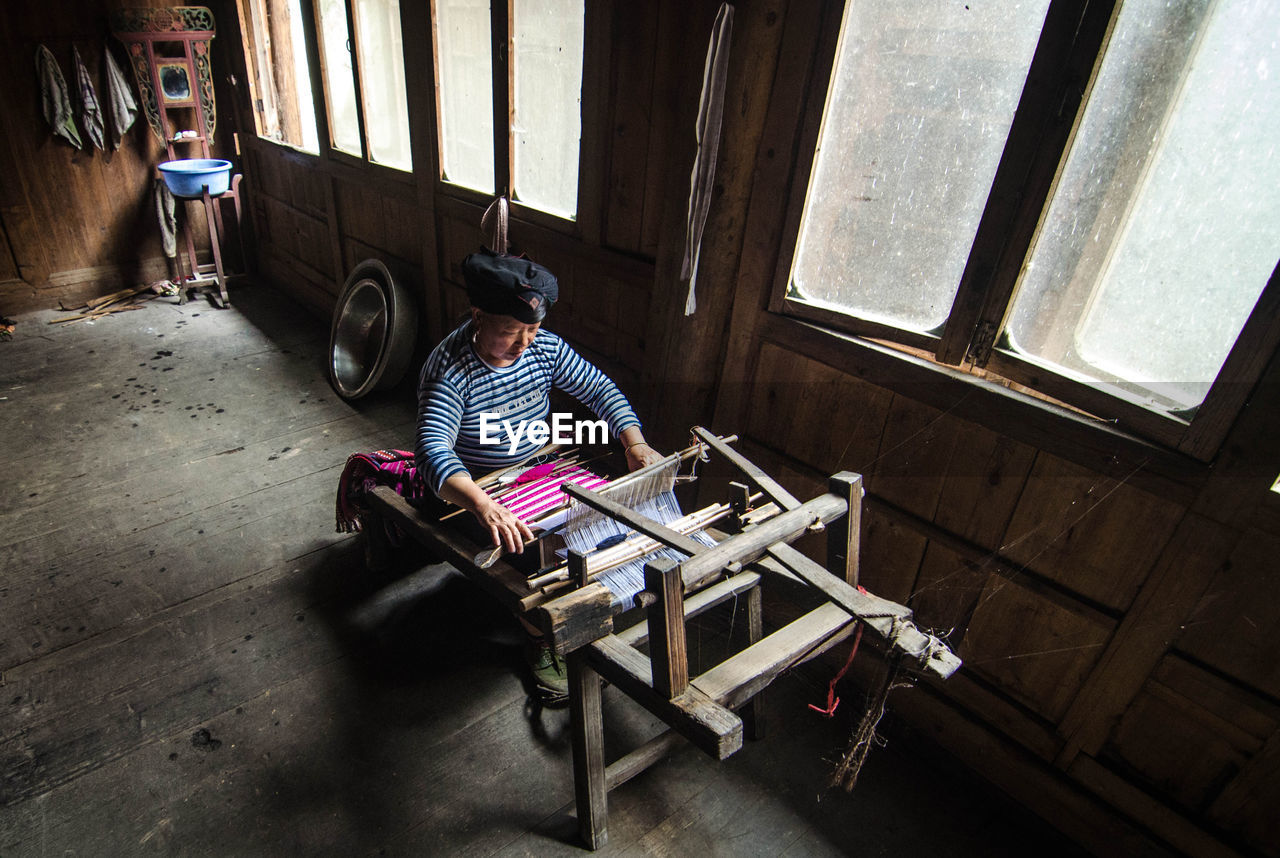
[0, 283, 1086, 856]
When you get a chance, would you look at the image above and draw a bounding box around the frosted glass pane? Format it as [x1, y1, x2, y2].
[435, 0, 495, 193]
[1009, 0, 1278, 411]
[791, 2, 1049, 332]
[355, 0, 412, 171]
[317, 0, 362, 156]
[511, 0, 583, 218]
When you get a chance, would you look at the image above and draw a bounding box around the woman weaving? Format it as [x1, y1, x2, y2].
[415, 249, 663, 699]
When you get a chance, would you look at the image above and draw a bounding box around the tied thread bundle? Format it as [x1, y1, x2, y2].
[828, 655, 914, 792]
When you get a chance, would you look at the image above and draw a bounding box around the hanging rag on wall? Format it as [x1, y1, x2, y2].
[73, 47, 105, 151]
[36, 45, 83, 148]
[680, 2, 734, 316]
[154, 179, 177, 260]
[103, 43, 137, 150]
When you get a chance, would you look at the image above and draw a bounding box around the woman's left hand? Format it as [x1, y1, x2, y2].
[625, 441, 665, 471]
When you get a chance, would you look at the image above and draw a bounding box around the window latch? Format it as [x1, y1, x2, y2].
[967, 321, 999, 367]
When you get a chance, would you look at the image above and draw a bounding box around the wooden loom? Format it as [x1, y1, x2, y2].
[360, 426, 960, 849]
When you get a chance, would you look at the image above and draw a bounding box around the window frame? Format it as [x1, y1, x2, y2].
[427, 0, 603, 236]
[235, 0, 320, 154]
[769, 0, 1280, 462]
[309, 0, 415, 179]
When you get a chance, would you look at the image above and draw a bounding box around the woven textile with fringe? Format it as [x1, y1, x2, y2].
[335, 449, 427, 533]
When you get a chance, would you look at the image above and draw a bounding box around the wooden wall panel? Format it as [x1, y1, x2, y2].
[859, 507, 927, 606]
[1209, 728, 1280, 856]
[287, 157, 328, 217]
[381, 196, 422, 268]
[932, 423, 1036, 548]
[747, 341, 894, 475]
[602, 2, 658, 254]
[1053, 511, 1238, 765]
[1176, 527, 1280, 699]
[561, 266, 622, 363]
[908, 542, 989, 644]
[334, 180, 381, 252]
[256, 195, 329, 289]
[865, 396, 960, 521]
[1000, 454, 1184, 611]
[960, 577, 1113, 722]
[437, 211, 477, 290]
[1106, 655, 1275, 814]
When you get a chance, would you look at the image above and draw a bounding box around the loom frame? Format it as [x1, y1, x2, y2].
[359, 428, 959, 850]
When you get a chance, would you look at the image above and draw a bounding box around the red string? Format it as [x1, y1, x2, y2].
[808, 588, 869, 718]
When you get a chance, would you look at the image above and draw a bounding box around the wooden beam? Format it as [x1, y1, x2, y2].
[535, 584, 618, 655]
[742, 583, 766, 741]
[569, 549, 589, 590]
[693, 425, 800, 511]
[367, 487, 544, 613]
[764, 543, 961, 679]
[569, 651, 608, 850]
[827, 471, 863, 586]
[645, 558, 688, 698]
[678, 491, 847, 590]
[692, 602, 855, 711]
[604, 730, 684, 793]
[615, 570, 762, 648]
[561, 483, 707, 558]
[585, 635, 742, 760]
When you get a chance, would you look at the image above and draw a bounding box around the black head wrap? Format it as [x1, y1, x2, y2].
[462, 250, 559, 324]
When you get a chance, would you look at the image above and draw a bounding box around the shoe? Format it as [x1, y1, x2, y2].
[526, 636, 569, 701]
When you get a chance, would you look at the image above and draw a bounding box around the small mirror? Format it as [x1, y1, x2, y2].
[157, 61, 192, 102]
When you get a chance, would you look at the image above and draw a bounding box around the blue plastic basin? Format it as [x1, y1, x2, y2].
[158, 159, 233, 199]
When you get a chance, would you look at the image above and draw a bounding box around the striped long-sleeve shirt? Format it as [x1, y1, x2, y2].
[415, 321, 640, 494]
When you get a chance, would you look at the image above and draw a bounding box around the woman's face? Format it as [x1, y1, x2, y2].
[472, 310, 540, 367]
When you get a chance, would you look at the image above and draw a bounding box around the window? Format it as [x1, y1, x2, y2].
[780, 0, 1279, 457]
[433, 0, 585, 219]
[1005, 0, 1278, 415]
[315, 0, 412, 170]
[237, 0, 319, 153]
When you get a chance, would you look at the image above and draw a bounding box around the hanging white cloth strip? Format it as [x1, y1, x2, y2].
[104, 43, 138, 150]
[680, 2, 734, 316]
[73, 47, 105, 151]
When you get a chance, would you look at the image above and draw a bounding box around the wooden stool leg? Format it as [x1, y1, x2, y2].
[645, 558, 688, 699]
[363, 514, 391, 573]
[743, 584, 766, 740]
[569, 651, 608, 849]
[201, 190, 229, 307]
[828, 472, 864, 586]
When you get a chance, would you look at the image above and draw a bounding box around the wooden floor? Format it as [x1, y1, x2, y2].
[0, 283, 1086, 856]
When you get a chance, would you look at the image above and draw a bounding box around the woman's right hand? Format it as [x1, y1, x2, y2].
[475, 497, 535, 554]
[440, 472, 536, 555]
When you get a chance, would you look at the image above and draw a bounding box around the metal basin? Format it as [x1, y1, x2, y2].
[330, 277, 390, 399]
[328, 260, 418, 400]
